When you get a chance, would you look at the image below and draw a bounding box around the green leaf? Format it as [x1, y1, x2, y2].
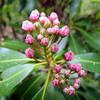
[0, 40, 28, 51]
[0, 48, 32, 71]
[21, 74, 46, 100]
[0, 64, 34, 96]
[69, 53, 100, 73]
[69, 33, 86, 54]
[76, 28, 100, 51]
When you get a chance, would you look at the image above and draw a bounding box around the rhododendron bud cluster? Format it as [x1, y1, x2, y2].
[22, 9, 86, 96]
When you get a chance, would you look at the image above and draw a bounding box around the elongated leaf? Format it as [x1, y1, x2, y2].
[69, 33, 86, 54]
[0, 40, 28, 51]
[69, 53, 100, 73]
[21, 74, 46, 100]
[0, 64, 34, 96]
[77, 28, 100, 51]
[0, 48, 32, 71]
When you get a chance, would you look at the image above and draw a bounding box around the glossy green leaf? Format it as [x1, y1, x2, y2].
[0, 48, 32, 71]
[0, 64, 34, 96]
[69, 53, 100, 73]
[69, 33, 86, 54]
[76, 28, 100, 51]
[0, 40, 28, 51]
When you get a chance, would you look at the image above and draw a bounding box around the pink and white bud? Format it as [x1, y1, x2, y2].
[52, 79, 60, 86]
[69, 64, 76, 71]
[40, 12, 46, 16]
[65, 86, 75, 95]
[55, 74, 59, 79]
[52, 25, 59, 34]
[75, 78, 81, 84]
[50, 43, 59, 53]
[60, 80, 65, 84]
[22, 20, 34, 31]
[79, 70, 86, 77]
[34, 22, 40, 28]
[53, 19, 60, 26]
[39, 16, 47, 23]
[29, 9, 39, 21]
[40, 28, 45, 34]
[43, 18, 51, 27]
[40, 37, 49, 46]
[54, 65, 61, 73]
[49, 12, 58, 21]
[60, 25, 70, 36]
[75, 64, 82, 72]
[64, 51, 74, 61]
[25, 48, 34, 58]
[73, 83, 80, 89]
[25, 34, 34, 44]
[37, 34, 44, 40]
[47, 28, 53, 34]
[64, 71, 70, 77]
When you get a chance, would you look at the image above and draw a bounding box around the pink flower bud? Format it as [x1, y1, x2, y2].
[55, 74, 59, 79]
[25, 48, 34, 58]
[22, 20, 34, 31]
[40, 37, 49, 46]
[60, 80, 65, 84]
[60, 25, 70, 36]
[50, 43, 59, 53]
[52, 79, 60, 86]
[64, 86, 75, 95]
[75, 64, 82, 72]
[29, 9, 39, 21]
[40, 12, 46, 16]
[34, 22, 40, 28]
[75, 78, 81, 84]
[43, 18, 51, 27]
[25, 34, 34, 44]
[53, 19, 60, 26]
[78, 70, 86, 77]
[64, 71, 70, 76]
[52, 25, 59, 34]
[69, 64, 76, 71]
[49, 12, 58, 21]
[54, 65, 61, 73]
[73, 83, 80, 89]
[47, 28, 53, 34]
[40, 28, 45, 34]
[64, 51, 74, 61]
[39, 16, 47, 23]
[37, 34, 44, 40]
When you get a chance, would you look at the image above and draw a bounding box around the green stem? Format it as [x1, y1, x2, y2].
[41, 67, 51, 100]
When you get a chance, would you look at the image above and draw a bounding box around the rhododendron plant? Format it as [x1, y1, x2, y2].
[21, 9, 86, 98]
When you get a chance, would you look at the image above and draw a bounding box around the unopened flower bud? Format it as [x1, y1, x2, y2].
[75, 78, 81, 84]
[25, 48, 34, 58]
[52, 25, 59, 34]
[40, 28, 45, 34]
[73, 83, 80, 89]
[50, 43, 59, 53]
[53, 19, 60, 26]
[52, 79, 60, 86]
[75, 64, 82, 72]
[29, 9, 39, 21]
[64, 71, 70, 77]
[69, 64, 76, 71]
[60, 80, 65, 84]
[40, 12, 46, 16]
[22, 20, 34, 31]
[79, 70, 86, 77]
[60, 25, 70, 36]
[25, 34, 34, 44]
[55, 74, 59, 79]
[40, 37, 49, 46]
[54, 65, 61, 73]
[64, 86, 75, 95]
[47, 28, 53, 34]
[64, 51, 74, 61]
[37, 34, 44, 40]
[49, 12, 58, 21]
[34, 22, 40, 28]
